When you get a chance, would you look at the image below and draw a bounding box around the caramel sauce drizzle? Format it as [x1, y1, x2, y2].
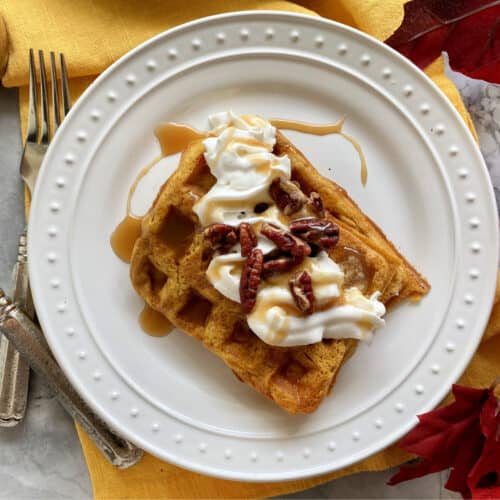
[110, 215, 143, 263]
[339, 130, 368, 186]
[111, 123, 210, 336]
[139, 303, 174, 337]
[111, 123, 208, 263]
[270, 117, 368, 186]
[270, 118, 344, 135]
[110, 156, 162, 263]
[154, 122, 208, 156]
[340, 246, 373, 292]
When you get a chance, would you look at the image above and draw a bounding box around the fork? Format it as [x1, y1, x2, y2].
[0, 50, 69, 426]
[0, 50, 143, 467]
[21, 49, 71, 195]
[0, 49, 64, 425]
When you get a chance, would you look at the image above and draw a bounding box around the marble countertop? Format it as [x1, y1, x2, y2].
[0, 67, 498, 499]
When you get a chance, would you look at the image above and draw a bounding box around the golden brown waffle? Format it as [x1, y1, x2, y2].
[130, 131, 430, 414]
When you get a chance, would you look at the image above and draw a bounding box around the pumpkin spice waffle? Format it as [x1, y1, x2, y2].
[130, 121, 429, 414]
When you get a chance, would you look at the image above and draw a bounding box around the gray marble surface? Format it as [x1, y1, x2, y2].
[0, 69, 498, 499]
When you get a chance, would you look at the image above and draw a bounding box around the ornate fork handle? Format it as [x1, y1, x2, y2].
[0, 231, 31, 426]
[0, 289, 143, 468]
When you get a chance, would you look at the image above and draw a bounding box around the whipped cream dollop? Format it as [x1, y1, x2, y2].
[195, 112, 386, 347]
[193, 112, 290, 227]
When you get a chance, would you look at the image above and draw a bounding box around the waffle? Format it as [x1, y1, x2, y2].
[130, 131, 430, 414]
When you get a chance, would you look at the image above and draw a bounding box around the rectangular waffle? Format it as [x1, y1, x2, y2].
[130, 131, 430, 414]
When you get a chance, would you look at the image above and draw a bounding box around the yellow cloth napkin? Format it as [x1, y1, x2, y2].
[0, 1, 498, 498]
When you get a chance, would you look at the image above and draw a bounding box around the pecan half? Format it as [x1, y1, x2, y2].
[269, 176, 309, 215]
[290, 217, 339, 249]
[203, 223, 238, 253]
[261, 223, 311, 257]
[239, 222, 258, 257]
[240, 248, 264, 313]
[308, 192, 325, 217]
[263, 255, 303, 276]
[289, 270, 315, 314]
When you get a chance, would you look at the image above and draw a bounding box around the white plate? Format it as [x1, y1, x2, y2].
[28, 12, 498, 481]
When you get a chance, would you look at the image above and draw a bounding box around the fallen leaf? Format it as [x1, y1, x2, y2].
[467, 390, 500, 498]
[385, 0, 500, 84]
[388, 384, 498, 498]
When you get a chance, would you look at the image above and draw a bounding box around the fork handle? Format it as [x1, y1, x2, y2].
[0, 289, 143, 468]
[0, 231, 31, 426]
[12, 231, 32, 312]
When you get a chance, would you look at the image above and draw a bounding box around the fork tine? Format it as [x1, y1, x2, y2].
[26, 49, 38, 143]
[38, 50, 49, 145]
[60, 54, 71, 117]
[50, 52, 60, 131]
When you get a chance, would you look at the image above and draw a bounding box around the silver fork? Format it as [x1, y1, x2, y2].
[0, 50, 143, 467]
[0, 49, 65, 425]
[21, 49, 71, 194]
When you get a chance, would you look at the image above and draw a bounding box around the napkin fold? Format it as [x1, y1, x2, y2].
[1, 1, 498, 498]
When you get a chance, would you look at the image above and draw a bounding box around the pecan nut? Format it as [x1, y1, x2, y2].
[239, 222, 258, 257]
[261, 223, 311, 257]
[269, 176, 309, 215]
[289, 270, 315, 314]
[203, 223, 238, 253]
[308, 192, 325, 217]
[290, 217, 339, 249]
[263, 255, 303, 276]
[240, 248, 264, 313]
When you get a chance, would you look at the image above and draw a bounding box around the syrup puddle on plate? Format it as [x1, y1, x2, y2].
[110, 215, 142, 263]
[139, 303, 174, 337]
[154, 122, 208, 156]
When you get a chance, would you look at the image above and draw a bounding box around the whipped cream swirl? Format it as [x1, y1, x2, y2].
[193, 113, 290, 227]
[195, 112, 386, 347]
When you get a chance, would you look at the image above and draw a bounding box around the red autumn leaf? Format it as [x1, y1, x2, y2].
[446, 422, 485, 498]
[467, 391, 500, 498]
[385, 0, 500, 84]
[388, 385, 489, 497]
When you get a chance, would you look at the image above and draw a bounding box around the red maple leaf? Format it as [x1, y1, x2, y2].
[388, 382, 500, 499]
[385, 0, 500, 84]
[467, 391, 500, 498]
